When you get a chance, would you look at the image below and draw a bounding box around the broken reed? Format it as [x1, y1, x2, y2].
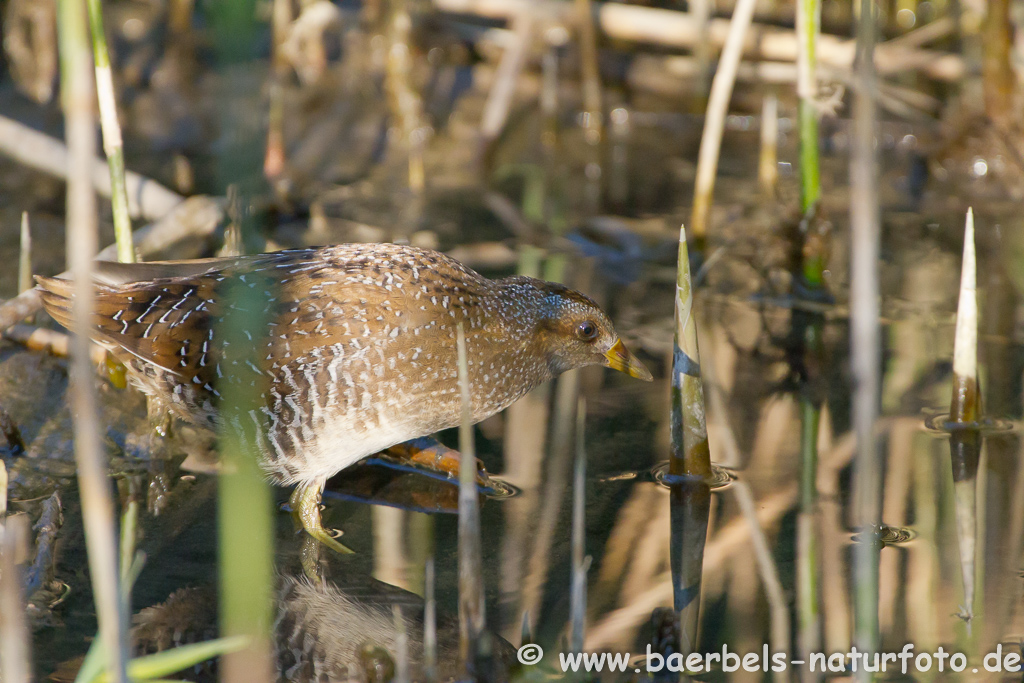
[670, 226, 710, 478]
[86, 0, 134, 263]
[949, 208, 980, 627]
[57, 0, 129, 680]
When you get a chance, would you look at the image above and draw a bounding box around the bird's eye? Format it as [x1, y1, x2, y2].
[577, 320, 598, 342]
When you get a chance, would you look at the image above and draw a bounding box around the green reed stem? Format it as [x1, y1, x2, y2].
[217, 281, 273, 683]
[670, 226, 710, 479]
[797, 0, 822, 286]
[87, 0, 134, 263]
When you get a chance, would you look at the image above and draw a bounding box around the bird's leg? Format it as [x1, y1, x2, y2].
[289, 479, 354, 554]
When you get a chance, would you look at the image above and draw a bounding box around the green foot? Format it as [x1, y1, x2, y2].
[290, 481, 354, 555]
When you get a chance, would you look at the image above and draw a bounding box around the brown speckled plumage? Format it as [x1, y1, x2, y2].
[37, 243, 649, 496]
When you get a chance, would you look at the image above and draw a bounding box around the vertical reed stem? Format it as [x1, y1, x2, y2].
[86, 0, 134, 263]
[18, 212, 32, 295]
[758, 92, 778, 200]
[670, 226, 710, 479]
[217, 281, 274, 683]
[849, 0, 881, 674]
[796, 0, 821, 214]
[58, 0, 129, 680]
[456, 323, 485, 674]
[264, 0, 292, 181]
[0, 514, 31, 683]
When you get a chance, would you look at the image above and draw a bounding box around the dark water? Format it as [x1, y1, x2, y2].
[2, 5, 1024, 682]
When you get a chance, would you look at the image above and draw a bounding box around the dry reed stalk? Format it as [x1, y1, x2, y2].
[731, 481, 791, 683]
[18, 212, 32, 295]
[906, 440, 940, 651]
[877, 419, 914, 634]
[586, 425, 877, 650]
[87, 0, 134, 263]
[478, 14, 534, 157]
[758, 92, 778, 200]
[670, 226, 709, 477]
[849, 0, 881, 672]
[5, 324, 107, 366]
[689, 0, 759, 239]
[373, 506, 408, 589]
[385, 0, 426, 193]
[393, 606, 410, 683]
[0, 513, 31, 683]
[264, 0, 292, 181]
[445, 0, 966, 80]
[58, 0, 128, 679]
[701, 334, 789, 677]
[498, 248, 548, 636]
[521, 368, 579, 625]
[0, 114, 182, 221]
[0, 195, 223, 334]
[690, 0, 712, 98]
[456, 323, 484, 672]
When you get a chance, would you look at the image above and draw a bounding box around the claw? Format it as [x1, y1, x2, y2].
[290, 481, 354, 554]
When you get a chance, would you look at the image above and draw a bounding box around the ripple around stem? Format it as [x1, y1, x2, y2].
[850, 524, 917, 547]
[923, 413, 1015, 435]
[651, 461, 735, 490]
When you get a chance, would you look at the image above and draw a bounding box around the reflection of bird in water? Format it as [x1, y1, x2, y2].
[129, 574, 517, 682]
[37, 244, 651, 552]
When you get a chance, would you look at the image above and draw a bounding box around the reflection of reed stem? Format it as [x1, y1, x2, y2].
[670, 226, 710, 478]
[58, 0, 129, 679]
[456, 323, 485, 672]
[849, 0, 881, 671]
[732, 481, 790, 683]
[424, 557, 437, 683]
[570, 397, 588, 654]
[86, 0, 134, 263]
[0, 514, 32, 683]
[797, 397, 820, 680]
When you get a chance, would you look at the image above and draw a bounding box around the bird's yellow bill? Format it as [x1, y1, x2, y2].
[604, 339, 653, 381]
